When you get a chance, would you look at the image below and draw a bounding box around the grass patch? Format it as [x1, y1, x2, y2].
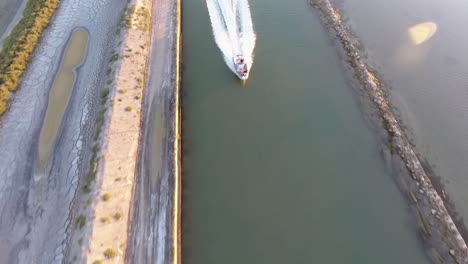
[109, 54, 119, 63]
[124, 106, 132, 112]
[83, 184, 91, 193]
[113, 212, 123, 221]
[75, 215, 86, 229]
[118, 89, 127, 94]
[0, 0, 60, 116]
[103, 248, 118, 259]
[100, 217, 110, 224]
[102, 193, 111, 201]
[100, 88, 110, 101]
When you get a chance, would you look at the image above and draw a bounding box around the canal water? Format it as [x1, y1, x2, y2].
[332, 0, 468, 229]
[182, 0, 429, 263]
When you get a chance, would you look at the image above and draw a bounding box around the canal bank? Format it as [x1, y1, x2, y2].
[126, 0, 182, 262]
[182, 0, 429, 263]
[310, 0, 467, 262]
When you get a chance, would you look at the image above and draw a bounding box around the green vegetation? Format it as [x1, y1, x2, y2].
[113, 212, 123, 220]
[82, 184, 91, 193]
[0, 0, 60, 116]
[100, 217, 110, 224]
[95, 107, 107, 140]
[103, 248, 118, 259]
[109, 54, 119, 63]
[102, 193, 111, 201]
[92, 260, 103, 264]
[118, 4, 150, 32]
[124, 106, 132, 112]
[100, 88, 110, 102]
[135, 6, 150, 31]
[75, 215, 86, 229]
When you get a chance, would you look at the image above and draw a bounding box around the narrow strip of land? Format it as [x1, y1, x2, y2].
[125, 0, 181, 262]
[82, 0, 153, 262]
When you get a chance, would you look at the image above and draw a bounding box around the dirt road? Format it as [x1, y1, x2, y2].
[126, 0, 179, 262]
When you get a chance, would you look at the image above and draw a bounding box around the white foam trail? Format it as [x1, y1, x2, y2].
[206, 0, 256, 76]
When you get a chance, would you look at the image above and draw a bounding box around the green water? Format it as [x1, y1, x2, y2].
[182, 0, 429, 263]
[332, 0, 468, 229]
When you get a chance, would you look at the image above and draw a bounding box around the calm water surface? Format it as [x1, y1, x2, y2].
[333, 0, 468, 228]
[36, 29, 88, 174]
[182, 0, 429, 263]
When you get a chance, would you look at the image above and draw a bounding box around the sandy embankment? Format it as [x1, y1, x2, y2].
[310, 0, 468, 263]
[124, 0, 181, 262]
[81, 0, 154, 262]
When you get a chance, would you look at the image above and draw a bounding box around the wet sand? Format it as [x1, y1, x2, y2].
[0, 0, 181, 261]
[0, 0, 127, 262]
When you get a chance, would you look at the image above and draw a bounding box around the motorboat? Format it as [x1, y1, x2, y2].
[233, 55, 249, 80]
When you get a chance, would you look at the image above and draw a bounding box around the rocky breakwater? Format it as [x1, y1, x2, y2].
[310, 0, 468, 263]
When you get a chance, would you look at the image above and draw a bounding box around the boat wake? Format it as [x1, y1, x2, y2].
[206, 0, 256, 80]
